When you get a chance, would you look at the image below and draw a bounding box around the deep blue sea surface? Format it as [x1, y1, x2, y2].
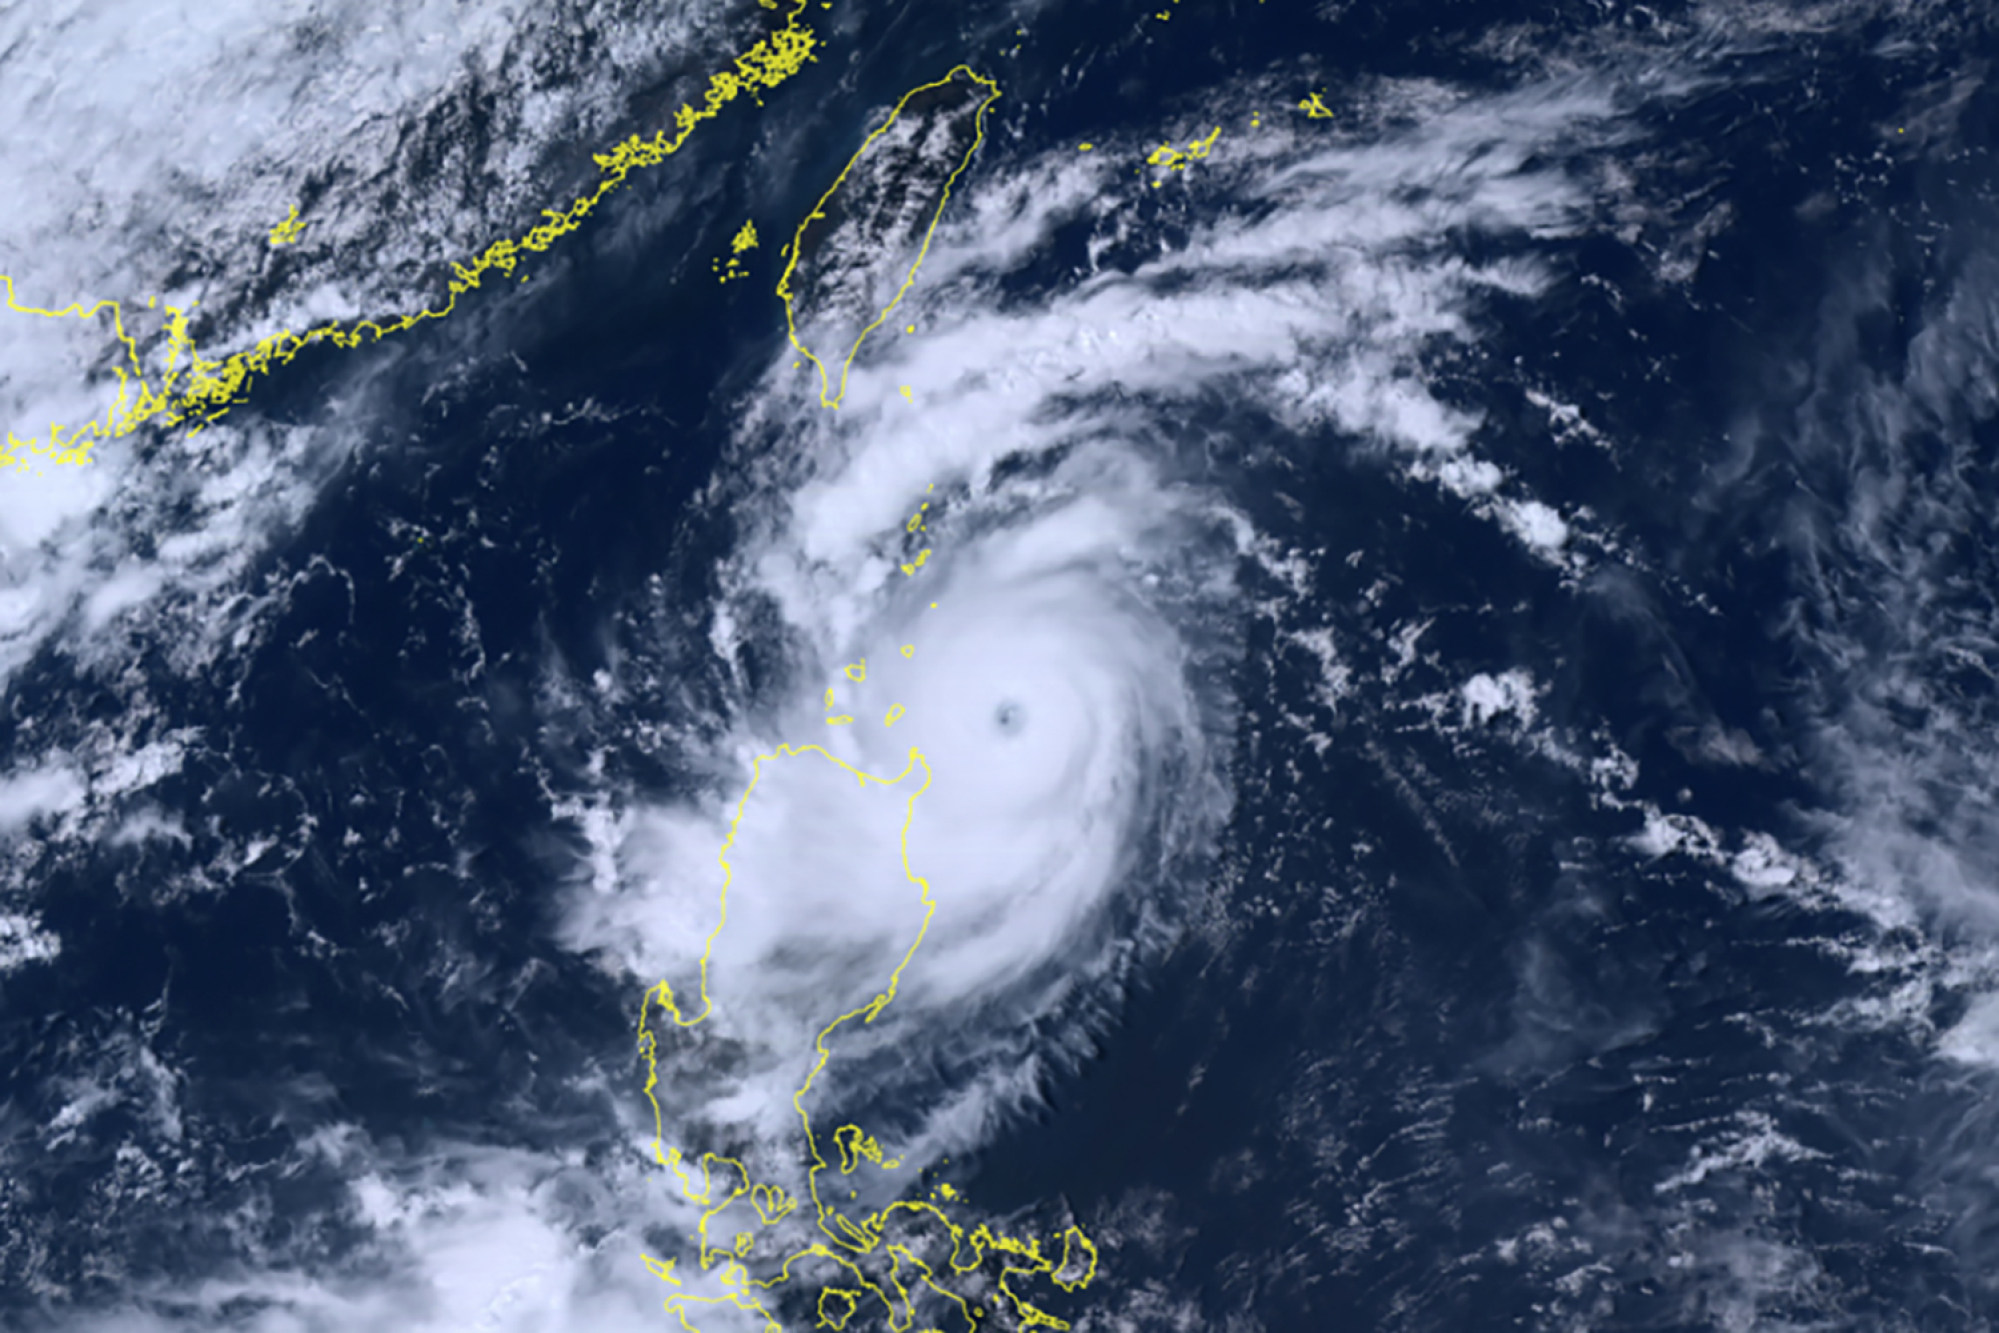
[8, 0, 1999, 1328]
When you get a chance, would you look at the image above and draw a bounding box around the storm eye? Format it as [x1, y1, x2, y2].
[994, 700, 1027, 737]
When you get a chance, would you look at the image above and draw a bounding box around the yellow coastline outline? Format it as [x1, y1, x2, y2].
[268, 205, 307, 247]
[637, 484, 1098, 1329]
[637, 744, 1099, 1331]
[776, 66, 1003, 410]
[1143, 125, 1221, 187]
[715, 219, 762, 284]
[0, 0, 820, 474]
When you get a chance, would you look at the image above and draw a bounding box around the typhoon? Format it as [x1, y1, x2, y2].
[587, 279, 1245, 1326]
[13, 0, 1999, 1330]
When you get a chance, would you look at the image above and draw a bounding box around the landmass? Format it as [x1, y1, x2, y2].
[777, 66, 1002, 409]
[638, 482, 1100, 1330]
[0, 0, 820, 474]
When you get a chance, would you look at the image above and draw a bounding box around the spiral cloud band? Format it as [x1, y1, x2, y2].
[611, 448, 1237, 1173]
[553, 63, 1610, 1326]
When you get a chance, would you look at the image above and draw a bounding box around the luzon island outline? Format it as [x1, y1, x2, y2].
[638, 477, 1099, 1332]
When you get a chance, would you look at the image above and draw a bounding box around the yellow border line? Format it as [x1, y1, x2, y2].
[638, 744, 1098, 1331]
[775, 65, 1002, 411]
[637, 468, 1099, 1328]
[0, 0, 820, 474]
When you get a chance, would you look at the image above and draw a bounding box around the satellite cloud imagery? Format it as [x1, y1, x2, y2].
[5, 1, 1999, 1330]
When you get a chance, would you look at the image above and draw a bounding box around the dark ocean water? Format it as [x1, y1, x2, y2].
[8, 0, 1999, 1329]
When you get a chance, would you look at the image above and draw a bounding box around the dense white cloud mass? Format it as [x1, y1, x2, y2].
[560, 59, 1665, 1217]
[3, 20, 1661, 1322]
[11, 0, 1999, 1328]
[0, 0, 743, 681]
